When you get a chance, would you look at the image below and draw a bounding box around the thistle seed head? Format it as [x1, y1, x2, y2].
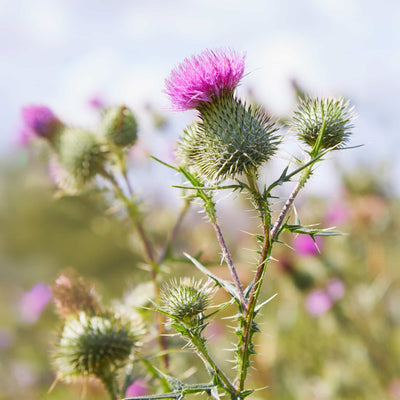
[101, 105, 138, 148]
[293, 97, 354, 150]
[177, 94, 279, 181]
[58, 128, 108, 186]
[52, 271, 102, 318]
[53, 312, 138, 382]
[161, 278, 214, 326]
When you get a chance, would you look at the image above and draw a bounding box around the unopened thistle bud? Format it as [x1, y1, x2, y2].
[52, 271, 102, 318]
[165, 49, 278, 181]
[54, 312, 137, 383]
[177, 95, 278, 181]
[101, 105, 138, 148]
[161, 278, 213, 327]
[58, 128, 108, 186]
[21, 105, 63, 142]
[293, 97, 354, 151]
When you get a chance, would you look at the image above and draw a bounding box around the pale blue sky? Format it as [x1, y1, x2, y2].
[1, 0, 399, 192]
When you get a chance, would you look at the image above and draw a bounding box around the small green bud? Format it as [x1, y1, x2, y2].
[161, 278, 214, 327]
[293, 97, 354, 151]
[176, 94, 278, 182]
[58, 128, 108, 186]
[101, 105, 138, 148]
[53, 312, 137, 383]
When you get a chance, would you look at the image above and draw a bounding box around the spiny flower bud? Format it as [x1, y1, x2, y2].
[161, 278, 214, 327]
[293, 97, 354, 151]
[52, 271, 102, 318]
[101, 105, 138, 148]
[165, 49, 245, 110]
[58, 128, 108, 186]
[21, 105, 63, 141]
[177, 94, 278, 181]
[54, 312, 137, 383]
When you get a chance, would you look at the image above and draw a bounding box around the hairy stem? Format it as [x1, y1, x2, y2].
[209, 214, 247, 312]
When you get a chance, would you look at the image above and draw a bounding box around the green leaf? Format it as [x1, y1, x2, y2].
[282, 224, 342, 236]
[184, 252, 241, 304]
[124, 383, 217, 400]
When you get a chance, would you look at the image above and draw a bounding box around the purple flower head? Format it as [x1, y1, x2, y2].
[125, 379, 148, 397]
[326, 278, 345, 301]
[21, 105, 59, 138]
[305, 289, 333, 317]
[19, 282, 52, 324]
[165, 49, 245, 110]
[293, 234, 323, 256]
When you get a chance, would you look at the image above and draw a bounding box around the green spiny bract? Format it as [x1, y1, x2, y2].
[53, 312, 138, 383]
[293, 97, 354, 151]
[101, 105, 138, 148]
[161, 278, 213, 327]
[176, 94, 279, 182]
[58, 128, 109, 186]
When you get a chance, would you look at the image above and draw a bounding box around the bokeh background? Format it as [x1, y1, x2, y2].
[1, 1, 400, 399]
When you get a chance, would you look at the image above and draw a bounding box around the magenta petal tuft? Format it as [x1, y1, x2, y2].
[165, 49, 245, 110]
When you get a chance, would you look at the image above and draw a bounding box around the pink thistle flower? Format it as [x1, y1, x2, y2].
[125, 379, 148, 397]
[19, 282, 52, 324]
[305, 289, 333, 317]
[293, 234, 323, 256]
[165, 49, 245, 110]
[326, 278, 345, 301]
[21, 105, 60, 138]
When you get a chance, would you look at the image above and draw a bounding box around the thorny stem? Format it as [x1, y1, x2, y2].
[189, 332, 237, 395]
[209, 214, 248, 312]
[237, 120, 328, 390]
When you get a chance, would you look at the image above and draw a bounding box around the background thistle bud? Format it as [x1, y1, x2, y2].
[58, 128, 108, 186]
[177, 94, 278, 181]
[54, 312, 137, 384]
[293, 97, 354, 151]
[161, 278, 213, 326]
[101, 105, 138, 148]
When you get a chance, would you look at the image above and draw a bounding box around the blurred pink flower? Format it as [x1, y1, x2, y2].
[19, 282, 52, 324]
[87, 94, 106, 110]
[305, 289, 333, 317]
[388, 379, 400, 399]
[21, 105, 59, 138]
[125, 379, 148, 397]
[325, 202, 350, 225]
[293, 235, 323, 256]
[326, 278, 345, 301]
[165, 49, 245, 110]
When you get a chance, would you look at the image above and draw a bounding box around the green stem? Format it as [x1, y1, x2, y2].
[189, 332, 238, 395]
[158, 199, 190, 265]
[104, 171, 170, 370]
[237, 118, 328, 389]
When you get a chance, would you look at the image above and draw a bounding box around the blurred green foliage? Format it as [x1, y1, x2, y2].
[1, 149, 399, 400]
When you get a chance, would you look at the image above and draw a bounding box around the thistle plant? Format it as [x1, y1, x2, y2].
[23, 48, 357, 400]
